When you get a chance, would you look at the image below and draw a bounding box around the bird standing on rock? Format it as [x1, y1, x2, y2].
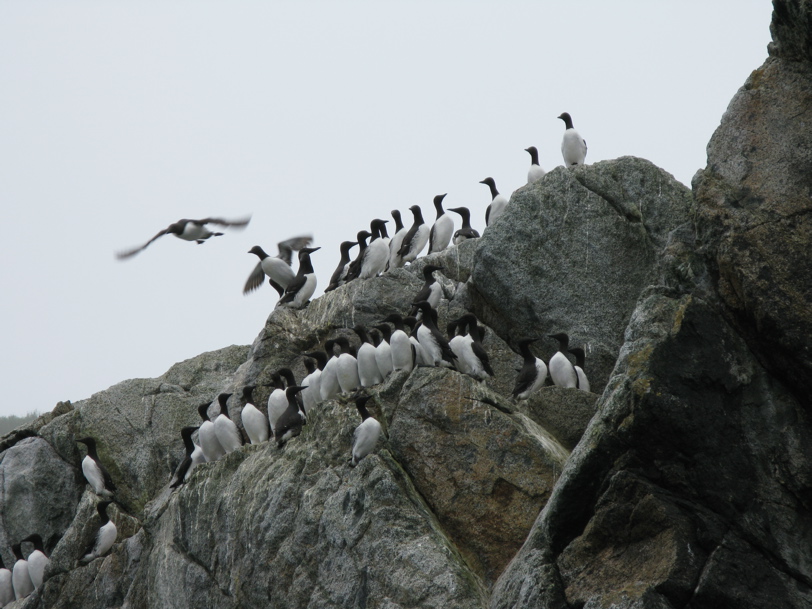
[0, 554, 13, 606]
[77, 437, 116, 498]
[198, 402, 226, 462]
[525, 146, 547, 183]
[170, 426, 205, 488]
[213, 393, 243, 453]
[11, 543, 33, 601]
[513, 338, 548, 400]
[240, 386, 269, 445]
[558, 112, 587, 166]
[428, 194, 454, 254]
[274, 386, 308, 448]
[481, 177, 509, 227]
[21, 535, 48, 590]
[350, 395, 382, 466]
[81, 500, 117, 564]
[398, 205, 431, 264]
[448, 207, 480, 244]
[548, 333, 578, 388]
[325, 240, 358, 292]
[278, 247, 320, 308]
[116, 216, 251, 259]
[568, 347, 591, 392]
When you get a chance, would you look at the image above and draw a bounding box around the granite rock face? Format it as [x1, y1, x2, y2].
[470, 156, 695, 396]
[694, 0, 812, 401]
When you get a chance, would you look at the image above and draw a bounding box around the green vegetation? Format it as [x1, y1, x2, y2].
[0, 411, 39, 436]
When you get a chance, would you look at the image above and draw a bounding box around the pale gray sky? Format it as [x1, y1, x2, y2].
[0, 1, 771, 417]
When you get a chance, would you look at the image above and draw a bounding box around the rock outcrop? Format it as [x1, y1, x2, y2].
[1, 3, 811, 608]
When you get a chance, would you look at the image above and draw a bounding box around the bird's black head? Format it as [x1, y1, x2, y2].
[77, 437, 96, 449]
[433, 193, 447, 206]
[242, 385, 255, 403]
[248, 245, 267, 258]
[479, 177, 495, 187]
[197, 402, 211, 421]
[423, 264, 443, 276]
[21, 534, 44, 551]
[558, 112, 574, 129]
[180, 426, 200, 440]
[549, 332, 570, 348]
[340, 241, 358, 254]
[300, 246, 321, 256]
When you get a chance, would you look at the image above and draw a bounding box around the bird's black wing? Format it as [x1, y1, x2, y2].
[512, 362, 536, 398]
[243, 262, 266, 294]
[99, 462, 117, 492]
[472, 341, 494, 376]
[196, 216, 252, 228]
[278, 274, 307, 304]
[170, 456, 192, 489]
[115, 227, 171, 259]
[397, 227, 418, 257]
[277, 235, 313, 265]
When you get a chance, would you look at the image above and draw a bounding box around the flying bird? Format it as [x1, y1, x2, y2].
[116, 216, 251, 259]
[244, 235, 314, 296]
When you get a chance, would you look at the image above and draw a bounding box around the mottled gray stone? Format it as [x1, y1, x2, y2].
[470, 157, 694, 397]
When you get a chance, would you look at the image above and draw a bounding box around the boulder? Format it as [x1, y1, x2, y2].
[470, 157, 694, 396]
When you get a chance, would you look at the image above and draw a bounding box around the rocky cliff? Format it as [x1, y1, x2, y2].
[1, 2, 810, 608]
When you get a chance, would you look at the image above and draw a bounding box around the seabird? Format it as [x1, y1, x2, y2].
[11, 543, 33, 600]
[344, 231, 371, 283]
[353, 326, 383, 387]
[388, 209, 409, 270]
[0, 554, 13, 606]
[350, 395, 382, 466]
[21, 535, 48, 589]
[212, 392, 243, 453]
[319, 341, 341, 402]
[300, 358, 321, 412]
[238, 385, 269, 445]
[277, 247, 320, 308]
[568, 347, 591, 392]
[334, 336, 361, 395]
[480, 177, 510, 227]
[548, 333, 578, 388]
[454, 313, 493, 380]
[558, 112, 587, 166]
[81, 500, 117, 563]
[277, 367, 306, 421]
[381, 314, 415, 372]
[243, 235, 313, 296]
[372, 324, 394, 378]
[404, 315, 431, 367]
[411, 301, 457, 367]
[398, 205, 431, 264]
[525, 146, 547, 183]
[428, 194, 454, 254]
[170, 426, 205, 488]
[274, 386, 308, 448]
[197, 401, 226, 462]
[409, 264, 443, 317]
[448, 207, 481, 245]
[266, 373, 289, 436]
[512, 338, 548, 400]
[116, 216, 251, 259]
[360, 220, 390, 279]
[77, 437, 116, 497]
[324, 241, 358, 292]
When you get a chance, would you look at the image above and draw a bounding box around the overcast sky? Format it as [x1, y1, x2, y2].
[0, 2, 771, 418]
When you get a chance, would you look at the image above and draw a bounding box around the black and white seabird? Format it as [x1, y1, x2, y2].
[548, 333, 578, 388]
[300, 358, 321, 412]
[278, 247, 320, 308]
[410, 264, 443, 317]
[240, 385, 269, 445]
[77, 437, 116, 497]
[388, 209, 408, 270]
[324, 241, 358, 292]
[350, 395, 382, 466]
[334, 336, 361, 394]
[398, 205, 431, 264]
[411, 301, 457, 367]
[372, 324, 394, 378]
[243, 235, 313, 296]
[381, 314, 415, 372]
[353, 326, 383, 387]
[11, 543, 33, 600]
[404, 315, 431, 367]
[525, 146, 547, 183]
[344, 231, 371, 283]
[0, 554, 14, 606]
[428, 194, 454, 254]
[213, 393, 243, 453]
[170, 426, 205, 488]
[319, 340, 341, 401]
[453, 313, 493, 380]
[568, 347, 591, 392]
[512, 338, 548, 400]
[20, 535, 48, 589]
[81, 500, 117, 564]
[360, 220, 390, 279]
[116, 216, 251, 259]
[266, 373, 289, 436]
[480, 178, 509, 227]
[197, 402, 226, 462]
[558, 112, 587, 166]
[448, 207, 481, 245]
[274, 386, 308, 448]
